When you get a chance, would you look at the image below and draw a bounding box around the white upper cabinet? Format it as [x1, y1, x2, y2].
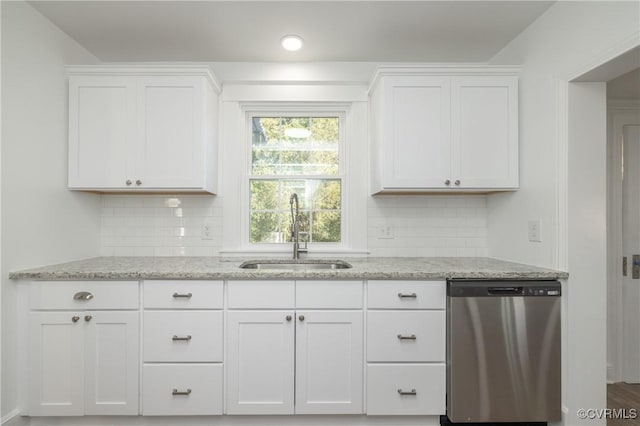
[370, 67, 519, 193]
[68, 66, 220, 193]
[451, 76, 518, 189]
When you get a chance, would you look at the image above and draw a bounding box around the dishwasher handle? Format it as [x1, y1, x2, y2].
[487, 286, 524, 295]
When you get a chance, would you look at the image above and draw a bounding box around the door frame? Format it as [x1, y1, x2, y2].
[608, 101, 640, 382]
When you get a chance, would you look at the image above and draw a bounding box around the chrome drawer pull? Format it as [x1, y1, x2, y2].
[73, 291, 94, 301]
[397, 388, 417, 396]
[397, 334, 417, 340]
[172, 292, 193, 298]
[172, 388, 192, 396]
[172, 335, 192, 341]
[397, 292, 417, 298]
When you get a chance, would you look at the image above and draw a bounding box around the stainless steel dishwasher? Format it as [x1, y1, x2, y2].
[446, 280, 561, 423]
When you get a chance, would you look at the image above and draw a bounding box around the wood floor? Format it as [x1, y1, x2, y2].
[608, 383, 640, 425]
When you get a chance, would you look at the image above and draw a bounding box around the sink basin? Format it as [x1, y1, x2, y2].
[239, 259, 352, 270]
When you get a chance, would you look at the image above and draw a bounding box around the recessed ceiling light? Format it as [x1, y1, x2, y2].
[281, 35, 304, 51]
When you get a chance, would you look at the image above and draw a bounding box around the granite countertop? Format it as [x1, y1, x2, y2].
[9, 256, 568, 281]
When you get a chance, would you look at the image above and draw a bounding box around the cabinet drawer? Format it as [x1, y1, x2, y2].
[296, 281, 363, 309]
[143, 280, 222, 309]
[366, 364, 445, 415]
[367, 311, 445, 362]
[228, 281, 294, 309]
[367, 281, 445, 309]
[30, 281, 139, 310]
[143, 364, 222, 415]
[143, 311, 223, 362]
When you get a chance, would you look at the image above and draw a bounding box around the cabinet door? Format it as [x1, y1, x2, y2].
[29, 312, 85, 416]
[295, 311, 363, 414]
[451, 76, 518, 188]
[226, 311, 295, 414]
[136, 76, 204, 189]
[382, 76, 451, 188]
[84, 311, 139, 415]
[68, 76, 136, 189]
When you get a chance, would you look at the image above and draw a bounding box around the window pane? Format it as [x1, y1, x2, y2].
[251, 117, 339, 176]
[249, 178, 341, 244]
[249, 212, 281, 243]
[312, 211, 341, 242]
[250, 180, 278, 210]
[312, 180, 341, 210]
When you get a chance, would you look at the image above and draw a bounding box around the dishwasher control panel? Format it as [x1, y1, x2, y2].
[447, 280, 561, 297]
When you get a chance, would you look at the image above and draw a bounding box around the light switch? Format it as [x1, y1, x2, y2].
[528, 220, 542, 242]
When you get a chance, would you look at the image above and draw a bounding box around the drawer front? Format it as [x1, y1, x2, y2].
[143, 364, 223, 415]
[144, 311, 223, 362]
[367, 311, 445, 362]
[30, 281, 139, 310]
[296, 281, 363, 309]
[228, 281, 295, 309]
[143, 280, 223, 309]
[366, 364, 445, 415]
[367, 281, 445, 309]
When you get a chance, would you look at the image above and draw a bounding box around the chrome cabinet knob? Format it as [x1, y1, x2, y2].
[455, 180, 461, 186]
[126, 180, 132, 186]
[286, 315, 292, 321]
[299, 315, 305, 322]
[136, 180, 142, 186]
[72, 316, 80, 323]
[84, 315, 92, 322]
[444, 179, 451, 185]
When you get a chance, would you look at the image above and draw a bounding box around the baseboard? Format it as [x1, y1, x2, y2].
[1, 409, 20, 425]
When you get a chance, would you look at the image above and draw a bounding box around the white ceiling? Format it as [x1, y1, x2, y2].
[29, 1, 554, 63]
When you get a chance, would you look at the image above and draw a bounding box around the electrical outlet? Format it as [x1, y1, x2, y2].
[528, 220, 541, 242]
[377, 225, 394, 239]
[201, 223, 213, 240]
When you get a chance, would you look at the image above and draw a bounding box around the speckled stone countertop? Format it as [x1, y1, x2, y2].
[9, 256, 568, 281]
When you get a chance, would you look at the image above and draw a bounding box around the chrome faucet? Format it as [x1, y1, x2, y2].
[289, 193, 308, 259]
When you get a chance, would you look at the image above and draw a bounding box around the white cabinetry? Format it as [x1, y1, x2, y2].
[68, 66, 220, 193]
[370, 68, 519, 193]
[142, 280, 224, 415]
[366, 281, 446, 416]
[226, 280, 363, 415]
[226, 310, 295, 414]
[28, 282, 139, 416]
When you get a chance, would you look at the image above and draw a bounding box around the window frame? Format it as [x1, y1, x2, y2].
[242, 108, 348, 251]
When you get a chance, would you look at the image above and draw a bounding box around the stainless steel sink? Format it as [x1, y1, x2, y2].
[239, 259, 352, 270]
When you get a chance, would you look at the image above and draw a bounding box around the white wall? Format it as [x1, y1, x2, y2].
[487, 1, 639, 269]
[567, 81, 608, 422]
[487, 1, 639, 424]
[1, 1, 101, 419]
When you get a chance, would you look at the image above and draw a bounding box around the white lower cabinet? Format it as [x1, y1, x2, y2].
[295, 310, 363, 414]
[141, 280, 224, 416]
[143, 364, 223, 415]
[24, 279, 446, 421]
[366, 364, 445, 415]
[29, 310, 139, 416]
[366, 280, 446, 416]
[226, 310, 295, 414]
[226, 310, 363, 415]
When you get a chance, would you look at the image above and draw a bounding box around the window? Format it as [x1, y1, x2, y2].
[249, 115, 342, 245]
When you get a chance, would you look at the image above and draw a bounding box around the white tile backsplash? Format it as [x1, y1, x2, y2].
[366, 195, 488, 257]
[100, 195, 223, 257]
[100, 194, 487, 257]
